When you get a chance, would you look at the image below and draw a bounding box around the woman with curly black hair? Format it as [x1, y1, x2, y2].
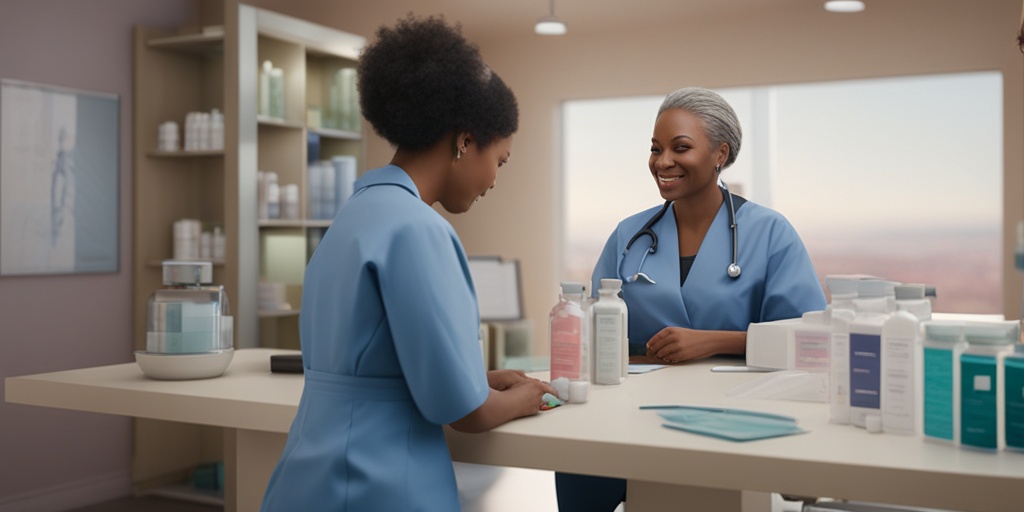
[260, 15, 555, 512]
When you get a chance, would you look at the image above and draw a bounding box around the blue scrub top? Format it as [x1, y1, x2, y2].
[592, 195, 827, 348]
[261, 165, 490, 512]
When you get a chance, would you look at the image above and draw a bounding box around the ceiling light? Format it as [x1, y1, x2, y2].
[824, 0, 865, 13]
[535, 0, 567, 36]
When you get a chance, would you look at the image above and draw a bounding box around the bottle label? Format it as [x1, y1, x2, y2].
[795, 330, 829, 371]
[594, 311, 622, 383]
[882, 334, 915, 431]
[960, 354, 998, 449]
[550, 311, 581, 381]
[923, 347, 954, 440]
[849, 332, 881, 409]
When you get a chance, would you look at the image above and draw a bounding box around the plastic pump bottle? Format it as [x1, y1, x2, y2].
[592, 279, 628, 385]
[549, 282, 589, 403]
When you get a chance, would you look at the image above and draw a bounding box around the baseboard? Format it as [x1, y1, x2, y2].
[0, 470, 131, 512]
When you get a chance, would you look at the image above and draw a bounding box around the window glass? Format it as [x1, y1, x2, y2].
[562, 72, 1002, 313]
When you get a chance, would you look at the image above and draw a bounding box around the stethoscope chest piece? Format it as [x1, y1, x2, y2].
[618, 183, 742, 284]
[727, 263, 742, 279]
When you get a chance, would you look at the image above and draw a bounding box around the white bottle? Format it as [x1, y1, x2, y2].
[267, 179, 280, 220]
[209, 108, 224, 151]
[549, 282, 589, 402]
[212, 227, 225, 264]
[282, 184, 299, 220]
[592, 278, 628, 385]
[259, 60, 273, 117]
[829, 308, 856, 424]
[848, 280, 895, 428]
[922, 321, 966, 444]
[881, 310, 920, 435]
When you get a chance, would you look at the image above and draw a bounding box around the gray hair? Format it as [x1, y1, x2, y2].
[657, 87, 742, 170]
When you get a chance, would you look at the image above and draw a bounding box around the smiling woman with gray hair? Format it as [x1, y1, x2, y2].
[555, 87, 826, 512]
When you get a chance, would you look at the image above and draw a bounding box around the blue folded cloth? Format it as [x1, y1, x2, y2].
[643, 405, 807, 442]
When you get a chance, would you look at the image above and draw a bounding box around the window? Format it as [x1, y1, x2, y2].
[562, 72, 1003, 313]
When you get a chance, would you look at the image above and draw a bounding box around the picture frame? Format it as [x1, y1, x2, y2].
[0, 78, 120, 275]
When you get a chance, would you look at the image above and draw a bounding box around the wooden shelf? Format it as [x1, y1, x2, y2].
[259, 308, 300, 318]
[147, 29, 224, 54]
[257, 116, 305, 130]
[146, 260, 225, 268]
[257, 219, 332, 229]
[147, 149, 224, 158]
[309, 126, 361, 141]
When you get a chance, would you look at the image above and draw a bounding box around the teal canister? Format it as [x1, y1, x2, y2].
[1005, 343, 1024, 451]
[959, 321, 1018, 451]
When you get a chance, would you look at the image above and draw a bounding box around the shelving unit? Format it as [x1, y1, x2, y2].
[132, 13, 230, 503]
[130, 4, 365, 506]
[240, 6, 365, 349]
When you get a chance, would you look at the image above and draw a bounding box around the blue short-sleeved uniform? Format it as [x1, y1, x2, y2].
[260, 165, 489, 512]
[556, 193, 826, 512]
[593, 194, 827, 346]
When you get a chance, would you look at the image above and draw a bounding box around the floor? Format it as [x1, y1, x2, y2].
[66, 465, 561, 512]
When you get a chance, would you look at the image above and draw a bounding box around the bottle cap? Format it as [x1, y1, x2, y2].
[894, 284, 926, 301]
[963, 320, 1020, 345]
[599, 278, 622, 291]
[923, 321, 963, 343]
[856, 279, 896, 298]
[560, 281, 585, 295]
[824, 275, 859, 298]
[162, 260, 212, 286]
[865, 415, 882, 433]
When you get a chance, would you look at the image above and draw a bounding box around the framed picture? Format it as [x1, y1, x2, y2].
[1, 79, 120, 275]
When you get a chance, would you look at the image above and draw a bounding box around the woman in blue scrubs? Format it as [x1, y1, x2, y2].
[556, 87, 827, 511]
[260, 16, 555, 512]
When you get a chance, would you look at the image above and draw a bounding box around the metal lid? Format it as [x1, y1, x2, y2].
[162, 260, 213, 285]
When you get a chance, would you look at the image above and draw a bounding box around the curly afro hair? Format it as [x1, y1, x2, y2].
[357, 14, 518, 151]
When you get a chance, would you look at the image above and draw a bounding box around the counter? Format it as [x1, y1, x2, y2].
[7, 348, 1023, 512]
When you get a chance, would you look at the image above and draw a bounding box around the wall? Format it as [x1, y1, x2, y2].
[245, 0, 1024, 351]
[0, 1, 197, 510]
[455, 0, 1024, 348]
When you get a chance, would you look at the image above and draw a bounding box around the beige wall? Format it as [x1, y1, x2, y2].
[251, 0, 1024, 351]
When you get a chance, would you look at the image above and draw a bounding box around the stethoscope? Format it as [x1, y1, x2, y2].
[618, 180, 741, 284]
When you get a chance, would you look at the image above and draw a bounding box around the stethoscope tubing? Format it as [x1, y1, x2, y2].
[619, 184, 741, 283]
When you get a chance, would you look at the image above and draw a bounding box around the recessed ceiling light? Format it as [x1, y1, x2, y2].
[825, 0, 865, 13]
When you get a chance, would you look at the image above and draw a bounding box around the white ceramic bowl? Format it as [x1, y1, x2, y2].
[135, 349, 234, 380]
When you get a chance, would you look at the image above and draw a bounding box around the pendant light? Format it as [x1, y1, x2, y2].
[824, 1, 865, 13]
[535, 0, 567, 36]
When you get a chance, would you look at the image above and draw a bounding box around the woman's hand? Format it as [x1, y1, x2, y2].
[450, 375, 557, 433]
[487, 369, 528, 390]
[644, 327, 746, 364]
